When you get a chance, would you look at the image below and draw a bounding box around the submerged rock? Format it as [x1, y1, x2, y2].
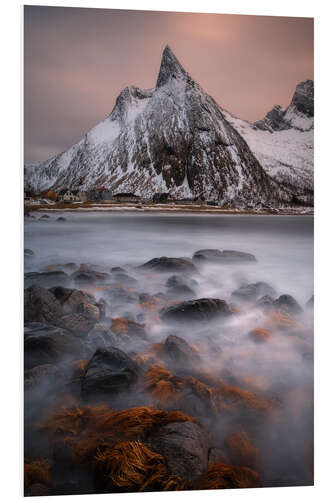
[193, 249, 256, 264]
[162, 335, 200, 368]
[81, 347, 142, 398]
[231, 282, 276, 303]
[71, 269, 110, 284]
[24, 248, 35, 257]
[160, 298, 232, 323]
[56, 217, 66, 221]
[140, 256, 197, 274]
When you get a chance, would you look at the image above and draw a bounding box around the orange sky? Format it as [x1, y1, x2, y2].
[24, 6, 313, 163]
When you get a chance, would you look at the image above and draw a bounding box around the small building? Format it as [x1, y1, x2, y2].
[112, 193, 141, 203]
[58, 189, 80, 203]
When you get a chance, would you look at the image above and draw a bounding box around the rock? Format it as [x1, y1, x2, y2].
[274, 294, 303, 315]
[166, 275, 197, 288]
[231, 282, 276, 303]
[110, 268, 138, 286]
[140, 256, 197, 274]
[162, 335, 200, 368]
[255, 295, 275, 311]
[86, 324, 118, 352]
[193, 249, 256, 264]
[24, 271, 71, 288]
[160, 298, 232, 323]
[81, 347, 142, 398]
[71, 269, 110, 284]
[166, 284, 196, 300]
[25, 483, 50, 497]
[57, 313, 96, 334]
[111, 317, 147, 340]
[50, 286, 75, 304]
[24, 323, 84, 369]
[249, 328, 272, 343]
[148, 421, 210, 482]
[56, 216, 66, 221]
[194, 462, 262, 489]
[105, 284, 139, 306]
[40, 214, 50, 219]
[24, 285, 62, 324]
[24, 363, 63, 391]
[207, 447, 228, 466]
[24, 248, 34, 257]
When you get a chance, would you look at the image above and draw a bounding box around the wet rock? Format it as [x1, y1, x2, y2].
[274, 294, 303, 315]
[50, 286, 75, 305]
[24, 271, 71, 288]
[163, 335, 200, 368]
[105, 284, 139, 306]
[140, 256, 197, 274]
[44, 262, 78, 273]
[208, 447, 228, 466]
[148, 421, 210, 482]
[193, 249, 256, 264]
[110, 267, 138, 285]
[24, 285, 62, 324]
[166, 284, 196, 300]
[24, 323, 83, 369]
[56, 216, 66, 221]
[111, 317, 147, 340]
[71, 269, 110, 284]
[24, 248, 35, 257]
[255, 295, 275, 311]
[231, 282, 276, 303]
[57, 313, 96, 334]
[24, 363, 63, 391]
[40, 214, 50, 219]
[194, 462, 262, 489]
[160, 298, 232, 323]
[81, 347, 142, 398]
[86, 324, 118, 351]
[166, 274, 198, 288]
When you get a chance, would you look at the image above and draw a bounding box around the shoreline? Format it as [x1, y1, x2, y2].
[24, 202, 314, 216]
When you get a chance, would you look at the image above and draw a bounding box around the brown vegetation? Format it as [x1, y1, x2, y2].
[194, 462, 262, 489]
[24, 459, 51, 489]
[224, 431, 259, 467]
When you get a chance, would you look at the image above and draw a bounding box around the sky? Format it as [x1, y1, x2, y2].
[24, 6, 313, 164]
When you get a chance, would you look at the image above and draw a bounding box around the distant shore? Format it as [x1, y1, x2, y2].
[24, 201, 314, 216]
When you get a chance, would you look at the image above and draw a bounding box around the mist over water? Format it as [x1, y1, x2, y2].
[24, 213, 314, 492]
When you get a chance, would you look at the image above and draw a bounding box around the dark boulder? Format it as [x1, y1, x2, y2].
[166, 284, 196, 300]
[56, 217, 66, 221]
[193, 249, 256, 264]
[166, 274, 198, 288]
[160, 298, 232, 323]
[86, 324, 118, 352]
[24, 323, 84, 369]
[24, 271, 71, 288]
[111, 317, 147, 340]
[255, 295, 275, 311]
[57, 313, 96, 335]
[274, 294, 303, 315]
[110, 268, 138, 286]
[40, 214, 50, 219]
[24, 248, 35, 257]
[231, 282, 276, 303]
[81, 347, 142, 398]
[24, 285, 62, 324]
[147, 421, 210, 483]
[104, 284, 139, 306]
[140, 256, 197, 274]
[162, 335, 200, 368]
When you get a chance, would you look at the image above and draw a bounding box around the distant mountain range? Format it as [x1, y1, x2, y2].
[24, 46, 313, 206]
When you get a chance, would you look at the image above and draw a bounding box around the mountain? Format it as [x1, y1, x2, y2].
[25, 46, 297, 206]
[222, 80, 314, 192]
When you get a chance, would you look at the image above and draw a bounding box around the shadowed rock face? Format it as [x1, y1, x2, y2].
[81, 347, 142, 398]
[24, 46, 292, 206]
[160, 298, 232, 323]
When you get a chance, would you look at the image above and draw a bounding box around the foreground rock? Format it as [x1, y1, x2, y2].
[162, 335, 201, 369]
[140, 256, 197, 274]
[193, 249, 256, 264]
[81, 347, 142, 399]
[24, 271, 71, 288]
[160, 298, 232, 323]
[111, 317, 147, 340]
[24, 285, 62, 324]
[148, 420, 210, 482]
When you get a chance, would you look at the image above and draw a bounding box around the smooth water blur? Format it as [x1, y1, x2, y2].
[25, 212, 313, 306]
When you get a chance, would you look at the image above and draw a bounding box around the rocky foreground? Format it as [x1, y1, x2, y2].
[24, 249, 314, 495]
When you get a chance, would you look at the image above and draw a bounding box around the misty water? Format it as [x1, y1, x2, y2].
[24, 212, 314, 491]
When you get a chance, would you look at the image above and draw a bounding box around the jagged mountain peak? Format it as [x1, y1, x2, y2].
[291, 79, 314, 117]
[156, 45, 189, 87]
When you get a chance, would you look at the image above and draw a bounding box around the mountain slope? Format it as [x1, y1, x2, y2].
[222, 81, 314, 192]
[25, 46, 293, 206]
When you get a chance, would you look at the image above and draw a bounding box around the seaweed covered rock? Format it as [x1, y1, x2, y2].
[24, 285, 62, 324]
[193, 249, 256, 264]
[140, 256, 197, 274]
[194, 462, 262, 489]
[160, 298, 232, 323]
[111, 317, 147, 340]
[81, 347, 142, 398]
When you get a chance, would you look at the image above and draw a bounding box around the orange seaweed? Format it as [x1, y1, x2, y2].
[194, 462, 262, 490]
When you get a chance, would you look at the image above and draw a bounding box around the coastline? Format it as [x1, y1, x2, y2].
[24, 201, 314, 216]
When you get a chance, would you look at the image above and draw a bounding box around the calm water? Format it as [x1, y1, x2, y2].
[25, 212, 313, 306]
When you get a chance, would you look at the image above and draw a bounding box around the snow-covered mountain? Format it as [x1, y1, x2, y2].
[223, 80, 314, 192]
[25, 46, 306, 205]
